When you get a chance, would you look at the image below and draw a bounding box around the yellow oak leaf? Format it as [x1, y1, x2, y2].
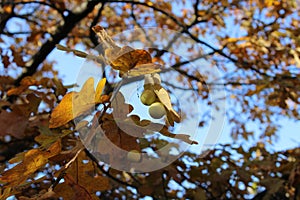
[49, 92, 74, 128]
[49, 78, 106, 128]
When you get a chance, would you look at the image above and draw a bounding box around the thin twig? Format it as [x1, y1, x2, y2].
[50, 147, 84, 190]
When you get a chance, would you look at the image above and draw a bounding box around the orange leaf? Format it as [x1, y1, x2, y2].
[106, 47, 153, 72]
[3, 5, 12, 13]
[49, 92, 74, 128]
[7, 85, 28, 96]
[7, 76, 40, 96]
[92, 25, 160, 76]
[49, 78, 106, 128]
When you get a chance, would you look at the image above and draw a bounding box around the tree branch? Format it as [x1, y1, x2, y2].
[14, 1, 102, 85]
[182, 29, 272, 77]
[89, 3, 106, 47]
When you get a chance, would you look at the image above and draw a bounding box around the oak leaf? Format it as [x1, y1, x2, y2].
[105, 45, 152, 71]
[35, 126, 71, 149]
[0, 110, 28, 139]
[49, 77, 106, 128]
[67, 152, 111, 193]
[0, 140, 61, 186]
[63, 174, 93, 200]
[54, 151, 110, 199]
[126, 63, 162, 77]
[92, 25, 161, 76]
[154, 85, 181, 126]
[6, 76, 63, 97]
[12, 93, 41, 117]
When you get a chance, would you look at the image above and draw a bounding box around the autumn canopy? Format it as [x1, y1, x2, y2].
[0, 0, 300, 199]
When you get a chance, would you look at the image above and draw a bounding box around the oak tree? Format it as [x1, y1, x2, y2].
[0, 0, 299, 199]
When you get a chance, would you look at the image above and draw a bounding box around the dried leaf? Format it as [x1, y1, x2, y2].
[19, 188, 56, 200]
[12, 93, 41, 117]
[154, 85, 180, 126]
[11, 46, 25, 67]
[49, 140, 84, 163]
[56, 44, 70, 51]
[56, 44, 89, 58]
[49, 77, 106, 128]
[126, 63, 162, 77]
[100, 115, 141, 152]
[0, 76, 14, 86]
[0, 187, 12, 200]
[7, 77, 39, 96]
[106, 47, 152, 72]
[27, 31, 42, 43]
[0, 110, 28, 139]
[8, 151, 26, 164]
[246, 84, 267, 96]
[92, 25, 120, 50]
[0, 141, 61, 186]
[7, 85, 28, 96]
[54, 151, 110, 199]
[95, 78, 106, 103]
[53, 77, 67, 96]
[64, 174, 93, 200]
[111, 92, 134, 119]
[158, 126, 198, 145]
[35, 126, 71, 149]
[92, 25, 160, 76]
[49, 92, 74, 128]
[259, 178, 285, 199]
[3, 5, 12, 13]
[2, 55, 10, 68]
[75, 120, 89, 131]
